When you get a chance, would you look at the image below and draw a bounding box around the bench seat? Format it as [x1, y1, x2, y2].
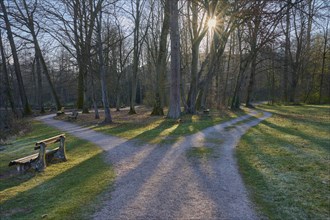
[8, 134, 66, 172]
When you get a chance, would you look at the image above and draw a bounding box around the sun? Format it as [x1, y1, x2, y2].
[208, 18, 217, 29]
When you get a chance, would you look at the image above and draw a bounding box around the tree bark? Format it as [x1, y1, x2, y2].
[97, 10, 112, 123]
[151, 0, 170, 116]
[129, 0, 141, 115]
[319, 19, 328, 104]
[167, 0, 181, 119]
[35, 51, 45, 113]
[283, 0, 291, 103]
[186, 1, 207, 114]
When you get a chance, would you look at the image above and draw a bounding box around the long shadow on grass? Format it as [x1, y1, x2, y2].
[237, 121, 329, 219]
[236, 130, 299, 219]
[0, 153, 114, 220]
[260, 120, 330, 152]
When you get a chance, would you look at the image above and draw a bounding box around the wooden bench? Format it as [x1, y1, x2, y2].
[203, 109, 210, 114]
[57, 107, 65, 116]
[68, 110, 78, 120]
[8, 134, 67, 172]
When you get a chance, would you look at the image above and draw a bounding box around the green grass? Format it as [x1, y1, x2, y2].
[237, 104, 330, 219]
[93, 110, 245, 144]
[0, 121, 115, 220]
[186, 147, 215, 159]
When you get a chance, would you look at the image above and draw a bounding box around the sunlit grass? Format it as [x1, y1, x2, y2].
[92, 108, 245, 144]
[0, 121, 115, 220]
[237, 104, 330, 219]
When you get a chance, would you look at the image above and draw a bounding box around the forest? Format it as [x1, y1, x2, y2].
[0, 0, 329, 123]
[1, 1, 330, 219]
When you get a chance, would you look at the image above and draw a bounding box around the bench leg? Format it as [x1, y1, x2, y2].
[32, 143, 47, 172]
[54, 136, 67, 161]
[17, 164, 30, 173]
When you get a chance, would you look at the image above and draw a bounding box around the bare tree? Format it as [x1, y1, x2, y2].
[0, 28, 16, 114]
[150, 0, 170, 116]
[167, 0, 181, 119]
[319, 18, 329, 104]
[12, 0, 62, 111]
[96, 8, 112, 123]
[0, 0, 32, 115]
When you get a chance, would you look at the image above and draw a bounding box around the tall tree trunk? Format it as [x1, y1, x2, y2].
[129, 0, 141, 115]
[151, 0, 170, 116]
[35, 52, 45, 113]
[0, 29, 16, 115]
[283, 0, 291, 103]
[186, 1, 203, 114]
[245, 10, 261, 108]
[167, 0, 181, 119]
[231, 27, 247, 110]
[186, 42, 199, 113]
[222, 32, 234, 107]
[245, 54, 257, 107]
[319, 20, 328, 104]
[91, 75, 100, 119]
[0, 0, 31, 115]
[97, 11, 112, 123]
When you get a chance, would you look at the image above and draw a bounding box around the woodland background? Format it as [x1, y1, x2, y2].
[0, 0, 329, 124]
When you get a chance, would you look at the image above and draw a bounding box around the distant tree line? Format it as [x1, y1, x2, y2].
[0, 0, 329, 121]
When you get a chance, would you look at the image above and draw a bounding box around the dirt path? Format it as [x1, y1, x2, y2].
[37, 110, 271, 219]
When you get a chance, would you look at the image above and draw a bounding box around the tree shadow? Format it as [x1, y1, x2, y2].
[0, 153, 115, 220]
[260, 120, 329, 152]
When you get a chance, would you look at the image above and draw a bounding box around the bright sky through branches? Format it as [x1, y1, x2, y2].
[208, 18, 217, 29]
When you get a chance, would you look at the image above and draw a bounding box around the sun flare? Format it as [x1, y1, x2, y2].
[208, 18, 217, 29]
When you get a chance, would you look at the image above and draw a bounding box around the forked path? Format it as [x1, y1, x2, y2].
[37, 110, 271, 219]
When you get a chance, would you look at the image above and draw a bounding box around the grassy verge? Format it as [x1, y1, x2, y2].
[237, 105, 330, 219]
[57, 106, 246, 144]
[0, 121, 115, 220]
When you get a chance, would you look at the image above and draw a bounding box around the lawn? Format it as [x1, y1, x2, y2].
[0, 120, 115, 220]
[56, 106, 245, 144]
[237, 105, 330, 219]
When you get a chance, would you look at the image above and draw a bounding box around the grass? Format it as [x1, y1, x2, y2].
[186, 147, 215, 159]
[0, 121, 115, 220]
[57, 106, 245, 144]
[237, 104, 330, 219]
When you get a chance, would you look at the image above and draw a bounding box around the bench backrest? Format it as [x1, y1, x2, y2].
[35, 134, 65, 149]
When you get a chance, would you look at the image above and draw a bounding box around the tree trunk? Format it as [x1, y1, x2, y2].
[186, 1, 203, 114]
[0, 0, 31, 115]
[129, 0, 141, 115]
[151, 0, 170, 116]
[283, 0, 291, 103]
[231, 27, 247, 110]
[245, 54, 257, 107]
[167, 0, 181, 119]
[97, 11, 112, 123]
[35, 52, 45, 113]
[0, 29, 16, 115]
[319, 20, 328, 104]
[186, 42, 199, 114]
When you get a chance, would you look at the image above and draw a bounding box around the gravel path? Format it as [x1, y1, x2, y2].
[36, 110, 271, 220]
